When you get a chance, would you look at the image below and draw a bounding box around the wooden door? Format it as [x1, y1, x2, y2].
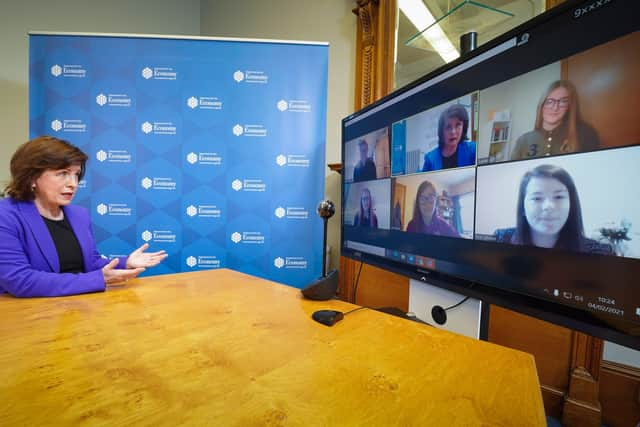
[374, 131, 391, 178]
[564, 31, 640, 149]
[391, 182, 405, 230]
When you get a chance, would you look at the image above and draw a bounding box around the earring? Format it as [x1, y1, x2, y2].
[31, 185, 35, 192]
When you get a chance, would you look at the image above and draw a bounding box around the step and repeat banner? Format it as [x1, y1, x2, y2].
[29, 33, 328, 288]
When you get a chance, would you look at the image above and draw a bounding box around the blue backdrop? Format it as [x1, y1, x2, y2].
[29, 34, 328, 288]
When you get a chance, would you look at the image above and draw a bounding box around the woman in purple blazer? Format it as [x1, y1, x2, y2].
[0, 136, 167, 297]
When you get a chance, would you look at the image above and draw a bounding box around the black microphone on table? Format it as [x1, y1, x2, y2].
[301, 200, 339, 301]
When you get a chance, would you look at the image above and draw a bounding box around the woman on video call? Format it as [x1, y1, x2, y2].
[353, 188, 378, 228]
[422, 104, 477, 172]
[0, 136, 168, 298]
[511, 80, 601, 160]
[406, 180, 459, 237]
[494, 164, 611, 254]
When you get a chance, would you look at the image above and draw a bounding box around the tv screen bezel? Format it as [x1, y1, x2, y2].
[340, 0, 640, 351]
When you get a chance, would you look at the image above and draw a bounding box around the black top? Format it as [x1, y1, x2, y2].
[442, 150, 458, 170]
[494, 227, 613, 255]
[353, 158, 377, 182]
[42, 215, 85, 273]
[353, 212, 378, 228]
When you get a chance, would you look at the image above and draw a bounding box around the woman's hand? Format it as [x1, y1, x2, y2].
[125, 243, 168, 269]
[102, 258, 145, 285]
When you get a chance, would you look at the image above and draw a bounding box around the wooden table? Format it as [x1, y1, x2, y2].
[0, 269, 545, 426]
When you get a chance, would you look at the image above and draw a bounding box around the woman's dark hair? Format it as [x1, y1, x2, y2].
[438, 104, 470, 149]
[4, 136, 88, 201]
[515, 164, 584, 250]
[358, 188, 374, 222]
[410, 180, 436, 226]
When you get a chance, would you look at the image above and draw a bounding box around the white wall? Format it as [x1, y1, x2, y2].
[0, 0, 201, 186]
[200, 0, 356, 270]
[604, 342, 640, 367]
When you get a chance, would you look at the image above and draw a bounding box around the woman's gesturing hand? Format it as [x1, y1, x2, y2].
[102, 258, 145, 285]
[125, 243, 168, 269]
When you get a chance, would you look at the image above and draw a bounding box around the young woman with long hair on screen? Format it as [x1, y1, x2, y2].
[353, 188, 378, 228]
[511, 80, 601, 160]
[494, 164, 611, 254]
[406, 180, 459, 237]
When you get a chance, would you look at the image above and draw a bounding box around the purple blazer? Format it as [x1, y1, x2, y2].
[0, 198, 127, 297]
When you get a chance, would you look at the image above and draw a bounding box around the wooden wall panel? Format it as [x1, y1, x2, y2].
[489, 305, 573, 390]
[339, 257, 409, 311]
[488, 305, 604, 424]
[342, 0, 409, 309]
[600, 361, 640, 427]
[489, 305, 570, 418]
[565, 31, 640, 150]
[352, 0, 396, 110]
[541, 385, 565, 419]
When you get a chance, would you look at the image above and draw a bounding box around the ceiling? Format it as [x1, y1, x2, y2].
[395, 0, 545, 89]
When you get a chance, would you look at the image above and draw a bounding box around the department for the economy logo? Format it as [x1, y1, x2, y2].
[50, 63, 87, 78]
[277, 99, 311, 113]
[231, 179, 243, 191]
[96, 202, 133, 216]
[140, 121, 177, 135]
[230, 231, 265, 245]
[275, 154, 310, 168]
[274, 206, 309, 220]
[273, 256, 309, 270]
[185, 204, 221, 218]
[186, 96, 223, 110]
[185, 255, 221, 269]
[186, 151, 222, 166]
[232, 69, 268, 84]
[233, 71, 244, 82]
[231, 178, 266, 192]
[96, 149, 132, 164]
[141, 229, 177, 243]
[140, 176, 177, 191]
[50, 119, 87, 133]
[232, 124, 267, 137]
[141, 66, 177, 80]
[95, 93, 132, 108]
[50, 65, 62, 77]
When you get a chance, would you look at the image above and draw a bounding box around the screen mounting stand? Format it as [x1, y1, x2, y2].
[409, 279, 486, 339]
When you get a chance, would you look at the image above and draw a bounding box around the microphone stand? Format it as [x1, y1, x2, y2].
[301, 200, 339, 300]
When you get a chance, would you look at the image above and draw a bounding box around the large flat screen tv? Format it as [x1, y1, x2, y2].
[341, 0, 640, 349]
